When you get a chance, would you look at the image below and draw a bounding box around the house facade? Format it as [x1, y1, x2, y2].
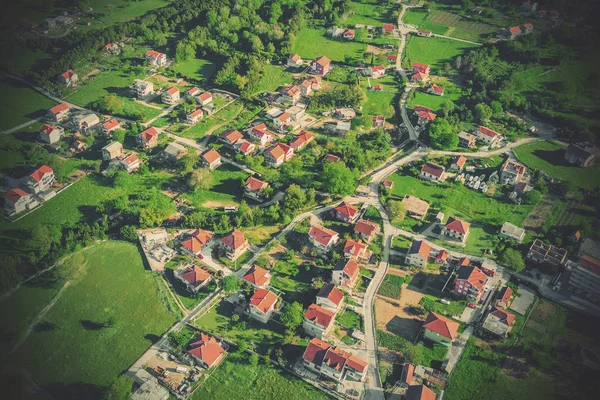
[406, 240, 431, 268]
[419, 162, 445, 182]
[316, 283, 344, 311]
[287, 54, 302, 68]
[102, 142, 124, 160]
[48, 103, 70, 122]
[175, 264, 211, 293]
[244, 176, 269, 201]
[302, 338, 368, 382]
[475, 126, 501, 146]
[310, 56, 332, 76]
[308, 225, 339, 252]
[249, 289, 279, 323]
[422, 312, 459, 347]
[334, 201, 359, 223]
[265, 143, 294, 167]
[201, 148, 222, 170]
[39, 124, 63, 144]
[146, 50, 167, 66]
[343, 239, 372, 262]
[442, 217, 471, 242]
[242, 265, 272, 288]
[500, 159, 527, 185]
[162, 87, 180, 104]
[4, 189, 32, 215]
[219, 229, 249, 261]
[354, 219, 380, 243]
[303, 303, 335, 338]
[24, 165, 55, 194]
[133, 80, 153, 98]
[454, 266, 488, 301]
[332, 258, 359, 287]
[180, 229, 212, 257]
[402, 195, 430, 220]
[101, 119, 121, 136]
[458, 131, 477, 148]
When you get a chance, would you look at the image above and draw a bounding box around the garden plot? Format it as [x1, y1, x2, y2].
[375, 282, 424, 342]
[429, 11, 497, 42]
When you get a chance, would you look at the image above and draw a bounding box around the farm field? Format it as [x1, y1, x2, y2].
[403, 8, 429, 26]
[4, 241, 176, 399]
[429, 10, 497, 43]
[292, 27, 366, 63]
[514, 140, 600, 190]
[170, 58, 219, 83]
[403, 36, 478, 73]
[0, 80, 57, 130]
[182, 164, 250, 210]
[191, 351, 330, 400]
[344, 0, 395, 26]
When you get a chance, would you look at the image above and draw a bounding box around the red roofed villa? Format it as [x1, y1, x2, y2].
[249, 289, 279, 323]
[242, 265, 272, 288]
[421, 311, 460, 346]
[442, 216, 471, 242]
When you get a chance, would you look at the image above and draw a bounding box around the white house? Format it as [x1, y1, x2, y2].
[249, 289, 279, 323]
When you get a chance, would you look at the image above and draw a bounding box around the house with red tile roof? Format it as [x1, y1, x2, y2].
[417, 110, 437, 123]
[505, 25, 522, 39]
[59, 69, 78, 86]
[24, 165, 55, 194]
[435, 249, 449, 265]
[117, 154, 141, 173]
[219, 130, 243, 147]
[344, 239, 372, 262]
[316, 283, 344, 311]
[161, 86, 180, 104]
[244, 176, 269, 201]
[521, 23, 534, 34]
[412, 62, 430, 76]
[427, 84, 444, 96]
[310, 56, 332, 76]
[281, 85, 301, 103]
[187, 333, 225, 369]
[198, 92, 213, 106]
[451, 155, 467, 171]
[287, 53, 303, 68]
[303, 304, 335, 338]
[496, 286, 513, 309]
[302, 338, 368, 382]
[309, 225, 339, 252]
[458, 131, 477, 148]
[180, 229, 213, 257]
[458, 257, 470, 267]
[381, 23, 397, 34]
[442, 217, 471, 242]
[298, 79, 313, 96]
[387, 55, 397, 63]
[400, 362, 415, 387]
[332, 258, 360, 287]
[500, 159, 527, 185]
[146, 50, 167, 66]
[405, 384, 437, 400]
[413, 105, 433, 114]
[475, 126, 501, 146]
[334, 201, 360, 224]
[186, 87, 201, 97]
[39, 124, 63, 145]
[242, 265, 272, 288]
[249, 288, 279, 323]
[308, 76, 322, 90]
[419, 162, 445, 182]
[201, 148, 222, 170]
[406, 240, 431, 268]
[382, 179, 393, 190]
[343, 29, 355, 40]
[411, 71, 429, 83]
[372, 115, 386, 127]
[421, 312, 460, 346]
[454, 266, 488, 301]
[326, 154, 341, 163]
[366, 65, 386, 78]
[137, 127, 160, 149]
[483, 306, 515, 337]
[219, 229, 249, 261]
[354, 219, 380, 243]
[265, 143, 294, 167]
[416, 29, 432, 37]
[100, 118, 121, 136]
[235, 140, 256, 156]
[290, 131, 315, 151]
[4, 188, 32, 215]
[247, 124, 275, 147]
[48, 103, 70, 122]
[176, 264, 211, 293]
[187, 108, 204, 124]
[274, 111, 292, 129]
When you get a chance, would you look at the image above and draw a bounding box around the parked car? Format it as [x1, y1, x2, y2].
[468, 303, 477, 309]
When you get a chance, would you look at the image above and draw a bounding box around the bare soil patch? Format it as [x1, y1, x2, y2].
[202, 200, 239, 208]
[366, 45, 386, 55]
[523, 194, 554, 231]
[526, 319, 546, 335]
[375, 285, 425, 342]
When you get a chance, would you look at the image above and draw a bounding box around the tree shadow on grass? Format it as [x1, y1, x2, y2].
[532, 149, 570, 167]
[144, 333, 161, 344]
[32, 321, 55, 332]
[44, 382, 107, 400]
[80, 320, 112, 331]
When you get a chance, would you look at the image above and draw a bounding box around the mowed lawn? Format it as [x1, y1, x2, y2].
[404, 36, 478, 73]
[363, 91, 397, 119]
[388, 173, 535, 255]
[178, 100, 244, 139]
[171, 58, 219, 82]
[181, 163, 249, 209]
[0, 80, 57, 130]
[191, 351, 330, 400]
[409, 76, 465, 110]
[252, 65, 294, 95]
[345, 0, 395, 26]
[403, 8, 429, 26]
[6, 241, 176, 399]
[514, 141, 600, 190]
[76, 0, 170, 32]
[292, 27, 366, 63]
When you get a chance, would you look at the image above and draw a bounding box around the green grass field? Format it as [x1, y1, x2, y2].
[345, 0, 395, 26]
[404, 36, 478, 73]
[363, 91, 397, 119]
[403, 8, 429, 26]
[3, 48, 52, 76]
[5, 241, 176, 399]
[388, 173, 535, 256]
[178, 100, 244, 139]
[514, 141, 600, 190]
[0, 80, 57, 130]
[408, 76, 464, 110]
[191, 351, 330, 400]
[428, 10, 497, 43]
[419, 21, 449, 35]
[171, 58, 219, 82]
[292, 27, 366, 63]
[182, 164, 249, 209]
[253, 65, 294, 95]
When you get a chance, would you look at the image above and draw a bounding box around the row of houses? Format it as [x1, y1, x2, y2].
[179, 227, 250, 262]
[4, 165, 56, 215]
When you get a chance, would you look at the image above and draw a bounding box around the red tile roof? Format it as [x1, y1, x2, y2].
[220, 228, 247, 250]
[180, 265, 211, 287]
[412, 62, 430, 74]
[354, 219, 379, 236]
[317, 283, 344, 307]
[40, 124, 58, 135]
[580, 256, 600, 276]
[49, 103, 69, 115]
[414, 105, 433, 113]
[187, 87, 200, 96]
[408, 240, 431, 258]
[220, 129, 243, 144]
[199, 92, 212, 102]
[421, 162, 444, 177]
[383, 179, 393, 188]
[498, 286, 513, 305]
[477, 126, 500, 138]
[277, 111, 291, 122]
[335, 201, 359, 220]
[122, 154, 140, 166]
[456, 266, 488, 291]
[282, 85, 300, 97]
[309, 225, 339, 246]
[250, 289, 278, 313]
[5, 188, 29, 202]
[302, 338, 330, 365]
[187, 333, 224, 367]
[289, 54, 301, 62]
[344, 239, 368, 257]
[181, 229, 213, 254]
[430, 84, 445, 94]
[326, 154, 340, 162]
[61, 69, 75, 79]
[412, 72, 428, 81]
[523, 23, 533, 29]
[202, 148, 221, 164]
[245, 176, 268, 192]
[417, 111, 437, 121]
[339, 258, 360, 282]
[445, 217, 471, 234]
[490, 306, 515, 326]
[314, 56, 331, 67]
[387, 55, 397, 61]
[29, 165, 53, 182]
[323, 346, 349, 371]
[139, 127, 159, 142]
[146, 50, 165, 58]
[305, 303, 335, 328]
[189, 109, 203, 119]
[290, 131, 315, 150]
[102, 118, 120, 130]
[382, 23, 396, 31]
[509, 26, 522, 34]
[436, 249, 449, 262]
[165, 86, 179, 95]
[237, 141, 256, 154]
[453, 155, 467, 168]
[370, 65, 386, 73]
[423, 312, 459, 340]
[405, 384, 436, 400]
[458, 257, 471, 267]
[243, 265, 271, 287]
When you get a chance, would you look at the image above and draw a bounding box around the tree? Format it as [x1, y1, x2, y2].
[284, 184, 306, 213]
[188, 169, 213, 191]
[222, 276, 241, 294]
[105, 376, 133, 400]
[500, 248, 525, 273]
[355, 28, 368, 42]
[322, 162, 356, 196]
[387, 199, 406, 222]
[280, 301, 304, 331]
[525, 189, 542, 204]
[490, 101, 503, 117]
[474, 103, 493, 122]
[428, 118, 458, 150]
[120, 225, 138, 242]
[112, 129, 126, 144]
[180, 149, 199, 172]
[249, 352, 260, 367]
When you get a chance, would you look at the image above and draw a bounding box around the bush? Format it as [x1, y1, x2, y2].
[377, 275, 404, 299]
